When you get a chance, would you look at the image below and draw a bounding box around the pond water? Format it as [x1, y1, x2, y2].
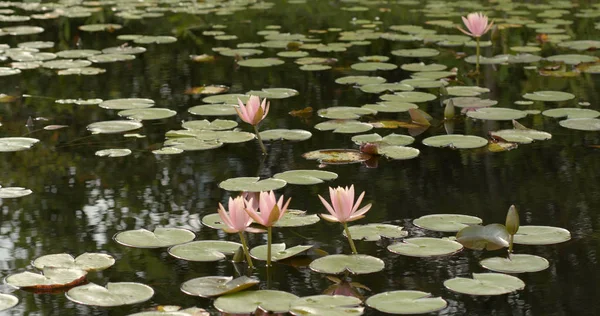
[0, 0, 599, 315]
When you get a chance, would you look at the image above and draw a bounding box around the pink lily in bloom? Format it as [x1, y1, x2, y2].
[217, 196, 253, 233]
[242, 191, 260, 211]
[458, 12, 494, 38]
[318, 185, 372, 223]
[245, 191, 291, 227]
[236, 95, 270, 126]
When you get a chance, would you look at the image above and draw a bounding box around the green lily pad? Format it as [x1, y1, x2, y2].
[220, 48, 263, 57]
[33, 253, 115, 271]
[557, 40, 600, 51]
[87, 121, 143, 134]
[118, 108, 177, 120]
[352, 133, 414, 146]
[290, 295, 363, 316]
[362, 102, 419, 113]
[559, 118, 600, 131]
[66, 282, 154, 306]
[314, 120, 373, 133]
[114, 228, 195, 248]
[188, 104, 237, 116]
[18, 41, 54, 49]
[360, 83, 414, 94]
[523, 91, 576, 102]
[422, 135, 488, 149]
[169, 240, 242, 262]
[457, 224, 510, 251]
[358, 55, 389, 62]
[213, 290, 298, 314]
[58, 67, 106, 75]
[56, 49, 102, 59]
[42, 59, 92, 69]
[99, 98, 154, 110]
[6, 267, 87, 289]
[202, 94, 249, 104]
[309, 254, 385, 275]
[273, 170, 338, 185]
[446, 86, 490, 97]
[218, 177, 287, 192]
[0, 67, 21, 76]
[366, 290, 447, 315]
[378, 146, 420, 160]
[350, 62, 398, 71]
[388, 237, 463, 257]
[238, 58, 284, 67]
[401, 63, 447, 72]
[303, 149, 372, 165]
[444, 273, 525, 296]
[380, 92, 437, 103]
[250, 243, 313, 262]
[446, 97, 497, 108]
[400, 78, 448, 89]
[542, 108, 600, 119]
[546, 54, 599, 65]
[300, 64, 331, 71]
[0, 294, 18, 312]
[95, 148, 132, 157]
[3, 26, 44, 36]
[480, 254, 550, 273]
[163, 138, 223, 151]
[79, 24, 122, 32]
[182, 119, 238, 131]
[392, 48, 439, 57]
[134, 36, 177, 44]
[181, 276, 259, 298]
[490, 129, 552, 143]
[413, 214, 483, 232]
[511, 46, 542, 53]
[0, 186, 32, 198]
[152, 147, 185, 155]
[344, 224, 407, 241]
[56, 98, 103, 105]
[277, 51, 309, 58]
[335, 76, 386, 85]
[411, 71, 456, 80]
[513, 226, 571, 245]
[467, 108, 528, 121]
[318, 107, 377, 120]
[294, 57, 333, 65]
[166, 130, 254, 144]
[274, 210, 321, 227]
[246, 88, 299, 99]
[102, 46, 146, 55]
[259, 129, 312, 141]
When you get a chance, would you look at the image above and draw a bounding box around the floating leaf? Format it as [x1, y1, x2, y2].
[352, 133, 414, 146]
[523, 91, 575, 102]
[309, 255, 384, 275]
[422, 135, 488, 149]
[33, 253, 114, 272]
[392, 48, 439, 57]
[513, 226, 571, 245]
[444, 273, 525, 296]
[163, 138, 223, 151]
[87, 121, 143, 134]
[490, 129, 552, 144]
[388, 237, 463, 257]
[181, 276, 259, 298]
[302, 149, 372, 165]
[0, 67, 21, 76]
[359, 83, 414, 94]
[401, 63, 446, 72]
[344, 224, 407, 241]
[446, 86, 489, 97]
[134, 36, 177, 44]
[246, 88, 299, 99]
[237, 58, 284, 67]
[274, 210, 321, 227]
[545, 54, 598, 65]
[259, 129, 312, 141]
[559, 118, 600, 131]
[42, 59, 91, 69]
[58, 67, 106, 75]
[335, 76, 386, 85]
[79, 24, 122, 32]
[380, 92, 436, 103]
[188, 104, 237, 116]
[100, 98, 154, 110]
[218, 177, 286, 192]
[273, 170, 337, 185]
[456, 224, 510, 251]
[0, 294, 18, 312]
[6, 267, 87, 290]
[182, 119, 237, 131]
[400, 78, 448, 89]
[118, 108, 177, 120]
[362, 102, 418, 113]
[480, 254, 549, 273]
[169, 241, 242, 262]
[300, 64, 331, 71]
[318, 107, 376, 120]
[114, 228, 195, 248]
[366, 290, 447, 315]
[0, 186, 33, 198]
[0, 137, 39, 152]
[467, 108, 528, 121]
[290, 295, 363, 316]
[314, 120, 373, 133]
[202, 94, 249, 104]
[445, 97, 497, 108]
[542, 108, 600, 119]
[66, 282, 154, 306]
[213, 290, 298, 314]
[350, 62, 398, 71]
[56, 49, 101, 59]
[95, 148, 132, 157]
[250, 243, 312, 262]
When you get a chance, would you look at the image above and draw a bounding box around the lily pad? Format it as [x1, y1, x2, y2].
[446, 86, 490, 97]
[95, 148, 132, 157]
[259, 129, 312, 141]
[290, 295, 363, 316]
[546, 54, 598, 65]
[491, 129, 552, 143]
[182, 119, 237, 131]
[250, 243, 313, 262]
[302, 149, 372, 165]
[66, 282, 154, 306]
[0, 67, 21, 76]
[413, 214, 483, 232]
[87, 120, 143, 134]
[6, 267, 87, 289]
[513, 226, 571, 245]
[444, 273, 525, 296]
[220, 48, 263, 57]
[181, 276, 259, 298]
[422, 135, 488, 149]
[134, 36, 177, 44]
[58, 67, 106, 75]
[400, 78, 448, 89]
[188, 104, 237, 116]
[318, 107, 376, 120]
[99, 98, 154, 110]
[202, 94, 249, 104]
[335, 76, 386, 85]
[118, 108, 177, 120]
[0, 137, 39, 152]
[467, 108, 528, 121]
[246, 88, 299, 99]
[56, 49, 101, 59]
[299, 65, 331, 71]
[523, 91, 575, 102]
[237, 58, 284, 67]
[362, 102, 418, 113]
[273, 170, 337, 185]
[360, 83, 414, 94]
[366, 290, 447, 315]
[309, 254, 385, 275]
[274, 210, 321, 227]
[445, 97, 497, 108]
[380, 92, 436, 103]
[559, 118, 600, 131]
[392, 48, 439, 57]
[456, 224, 510, 251]
[33, 253, 115, 272]
[344, 224, 408, 241]
[163, 138, 223, 151]
[79, 24, 122, 32]
[42, 59, 91, 69]
[213, 290, 298, 314]
[218, 177, 286, 192]
[350, 62, 398, 71]
[352, 133, 414, 146]
[169, 241, 242, 262]
[542, 108, 600, 119]
[314, 120, 373, 134]
[387, 237, 463, 257]
[401, 63, 447, 72]
[114, 228, 195, 248]
[480, 254, 550, 273]
[0, 186, 32, 198]
[0, 294, 18, 312]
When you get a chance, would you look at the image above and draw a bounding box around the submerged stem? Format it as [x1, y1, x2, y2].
[475, 37, 481, 73]
[253, 125, 267, 155]
[238, 232, 254, 269]
[267, 226, 273, 267]
[343, 222, 358, 255]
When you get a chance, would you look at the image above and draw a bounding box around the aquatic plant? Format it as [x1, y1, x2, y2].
[236, 95, 270, 154]
[218, 196, 255, 268]
[458, 12, 494, 73]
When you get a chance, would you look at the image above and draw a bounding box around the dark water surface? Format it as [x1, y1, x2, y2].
[0, 1, 599, 315]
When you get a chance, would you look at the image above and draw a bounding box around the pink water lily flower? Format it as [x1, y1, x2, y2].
[217, 196, 254, 233]
[245, 191, 291, 227]
[318, 185, 372, 223]
[458, 12, 494, 38]
[236, 95, 270, 126]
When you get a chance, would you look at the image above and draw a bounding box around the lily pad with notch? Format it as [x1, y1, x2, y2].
[238, 58, 285, 67]
[387, 237, 463, 257]
[246, 88, 299, 99]
[250, 243, 313, 262]
[443, 273, 525, 296]
[188, 104, 237, 116]
[202, 94, 248, 104]
[480, 254, 550, 273]
[274, 210, 320, 227]
[446, 86, 489, 97]
[181, 276, 259, 298]
[66, 282, 154, 306]
[99, 98, 154, 110]
[359, 83, 414, 94]
[273, 170, 337, 185]
[309, 254, 384, 275]
[169, 241, 242, 262]
[422, 135, 488, 149]
[213, 290, 298, 314]
[6, 267, 87, 290]
[33, 253, 115, 272]
[467, 108, 528, 121]
[344, 224, 408, 241]
[366, 290, 447, 315]
[0, 294, 17, 312]
[118, 108, 177, 120]
[401, 63, 447, 72]
[350, 62, 398, 71]
[513, 226, 571, 245]
[290, 295, 363, 316]
[542, 108, 600, 119]
[182, 119, 238, 131]
[400, 78, 448, 89]
[163, 138, 223, 151]
[392, 48, 439, 58]
[95, 148, 132, 157]
[335, 76, 386, 85]
[352, 133, 415, 146]
[444, 97, 497, 108]
[87, 121, 143, 134]
[413, 214, 482, 232]
[317, 107, 377, 120]
[219, 177, 286, 192]
[303, 149, 372, 165]
[380, 92, 437, 103]
[114, 228, 196, 248]
[523, 91, 575, 102]
[259, 129, 312, 141]
[0, 186, 33, 198]
[559, 118, 600, 131]
[362, 102, 418, 113]
[314, 120, 373, 133]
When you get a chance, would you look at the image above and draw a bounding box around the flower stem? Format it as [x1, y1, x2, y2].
[475, 37, 481, 73]
[343, 222, 358, 255]
[253, 125, 267, 155]
[267, 226, 273, 267]
[508, 234, 514, 254]
[238, 232, 254, 269]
